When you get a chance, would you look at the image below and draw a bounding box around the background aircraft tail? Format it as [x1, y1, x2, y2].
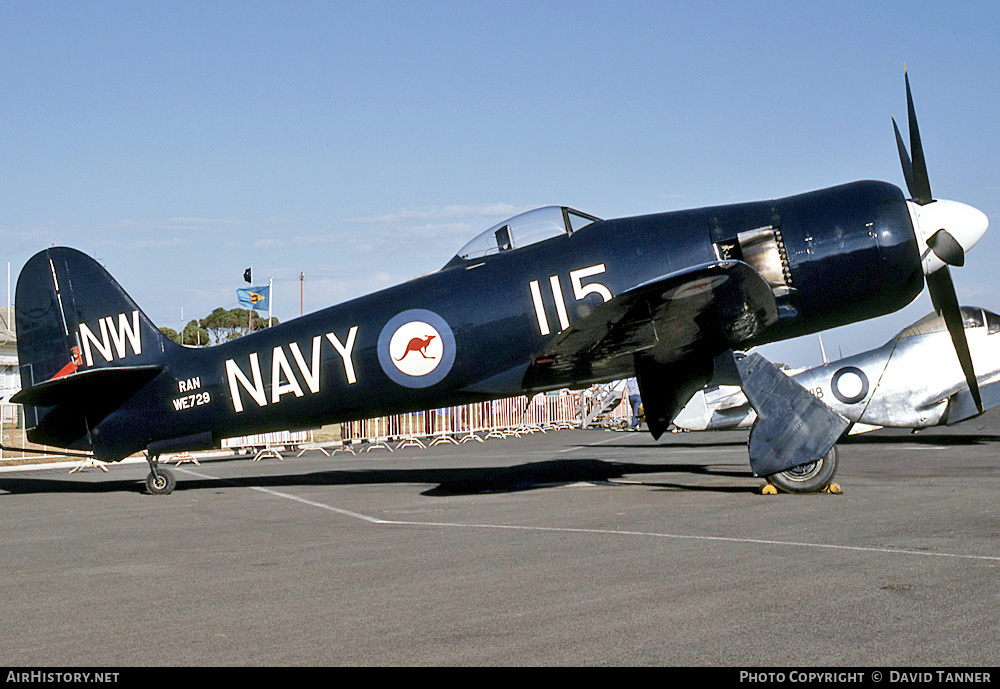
[12, 247, 175, 451]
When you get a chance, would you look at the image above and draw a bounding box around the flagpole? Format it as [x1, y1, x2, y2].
[268, 277, 273, 327]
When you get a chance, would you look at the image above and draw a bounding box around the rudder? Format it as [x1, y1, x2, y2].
[13, 247, 173, 450]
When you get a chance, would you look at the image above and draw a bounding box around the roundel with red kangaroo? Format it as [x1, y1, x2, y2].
[377, 309, 456, 388]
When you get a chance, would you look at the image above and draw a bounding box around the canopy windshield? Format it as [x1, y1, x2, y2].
[450, 206, 600, 264]
[894, 307, 1000, 340]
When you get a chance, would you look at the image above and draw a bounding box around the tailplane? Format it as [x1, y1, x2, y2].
[12, 247, 174, 451]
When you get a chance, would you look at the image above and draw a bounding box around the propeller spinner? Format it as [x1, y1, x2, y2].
[893, 69, 989, 413]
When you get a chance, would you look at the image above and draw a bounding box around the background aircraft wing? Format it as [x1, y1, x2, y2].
[524, 260, 778, 390]
[944, 379, 1000, 425]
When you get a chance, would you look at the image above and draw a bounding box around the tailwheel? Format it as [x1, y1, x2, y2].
[146, 467, 176, 495]
[765, 446, 838, 494]
[144, 454, 176, 495]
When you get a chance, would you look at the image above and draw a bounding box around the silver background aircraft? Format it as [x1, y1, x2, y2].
[673, 307, 1000, 435]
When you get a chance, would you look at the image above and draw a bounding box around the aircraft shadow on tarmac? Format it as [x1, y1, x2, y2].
[595, 439, 749, 450]
[0, 457, 756, 497]
[839, 432, 1000, 446]
[6, 427, 999, 497]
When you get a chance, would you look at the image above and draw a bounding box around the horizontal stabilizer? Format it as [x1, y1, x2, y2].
[11, 365, 164, 408]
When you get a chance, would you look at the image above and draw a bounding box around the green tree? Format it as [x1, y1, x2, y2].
[159, 326, 180, 343]
[201, 307, 241, 343]
[181, 320, 211, 346]
[200, 307, 279, 344]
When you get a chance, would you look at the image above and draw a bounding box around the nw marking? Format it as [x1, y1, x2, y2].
[79, 310, 142, 366]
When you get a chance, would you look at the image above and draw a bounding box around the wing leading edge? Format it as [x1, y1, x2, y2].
[524, 260, 779, 434]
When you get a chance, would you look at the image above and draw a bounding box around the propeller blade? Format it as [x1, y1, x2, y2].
[926, 268, 983, 414]
[892, 115, 918, 200]
[904, 69, 934, 204]
[927, 228, 965, 267]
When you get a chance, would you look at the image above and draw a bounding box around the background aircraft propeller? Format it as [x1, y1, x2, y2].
[892, 69, 988, 413]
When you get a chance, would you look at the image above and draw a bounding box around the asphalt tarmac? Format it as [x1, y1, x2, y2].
[2, 414, 1000, 667]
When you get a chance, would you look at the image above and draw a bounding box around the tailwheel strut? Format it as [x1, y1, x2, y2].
[144, 453, 176, 495]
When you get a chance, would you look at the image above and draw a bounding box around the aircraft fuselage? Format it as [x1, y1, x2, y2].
[23, 181, 923, 461]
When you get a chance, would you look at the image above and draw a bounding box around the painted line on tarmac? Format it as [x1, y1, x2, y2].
[176, 466, 1000, 564]
[177, 467, 385, 523]
[557, 437, 745, 455]
[557, 435, 641, 453]
[670, 447, 744, 453]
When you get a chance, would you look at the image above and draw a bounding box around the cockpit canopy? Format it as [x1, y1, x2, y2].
[446, 206, 601, 267]
[894, 306, 1000, 340]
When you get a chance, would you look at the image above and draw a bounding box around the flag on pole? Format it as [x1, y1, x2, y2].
[237, 285, 270, 312]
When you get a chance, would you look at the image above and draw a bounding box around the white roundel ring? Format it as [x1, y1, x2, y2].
[377, 309, 456, 388]
[831, 366, 869, 405]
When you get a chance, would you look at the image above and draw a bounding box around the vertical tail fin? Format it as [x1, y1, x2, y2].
[13, 247, 172, 450]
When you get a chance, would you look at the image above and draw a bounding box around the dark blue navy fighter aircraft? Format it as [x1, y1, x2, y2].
[10, 74, 989, 494]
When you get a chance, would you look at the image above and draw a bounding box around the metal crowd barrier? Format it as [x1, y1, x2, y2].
[0, 388, 637, 462]
[338, 389, 633, 449]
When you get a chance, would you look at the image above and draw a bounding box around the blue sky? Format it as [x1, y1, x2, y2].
[2, 1, 998, 368]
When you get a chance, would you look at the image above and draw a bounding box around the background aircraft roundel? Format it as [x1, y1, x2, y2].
[377, 309, 456, 388]
[830, 366, 869, 405]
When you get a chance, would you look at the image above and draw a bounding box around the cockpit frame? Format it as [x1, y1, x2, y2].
[895, 306, 1000, 340]
[447, 206, 601, 266]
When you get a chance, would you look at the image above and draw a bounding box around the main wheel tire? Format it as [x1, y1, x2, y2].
[766, 446, 838, 494]
[145, 467, 176, 495]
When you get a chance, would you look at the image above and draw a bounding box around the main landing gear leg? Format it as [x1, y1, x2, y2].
[728, 351, 850, 494]
[144, 453, 176, 495]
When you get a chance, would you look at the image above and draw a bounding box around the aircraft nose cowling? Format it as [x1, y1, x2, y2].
[775, 181, 924, 337]
[909, 199, 989, 275]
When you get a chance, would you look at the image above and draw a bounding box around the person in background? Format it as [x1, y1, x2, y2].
[626, 377, 642, 430]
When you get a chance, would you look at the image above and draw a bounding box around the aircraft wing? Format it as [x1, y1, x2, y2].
[944, 378, 1000, 425]
[847, 422, 884, 435]
[524, 260, 778, 390]
[708, 386, 750, 410]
